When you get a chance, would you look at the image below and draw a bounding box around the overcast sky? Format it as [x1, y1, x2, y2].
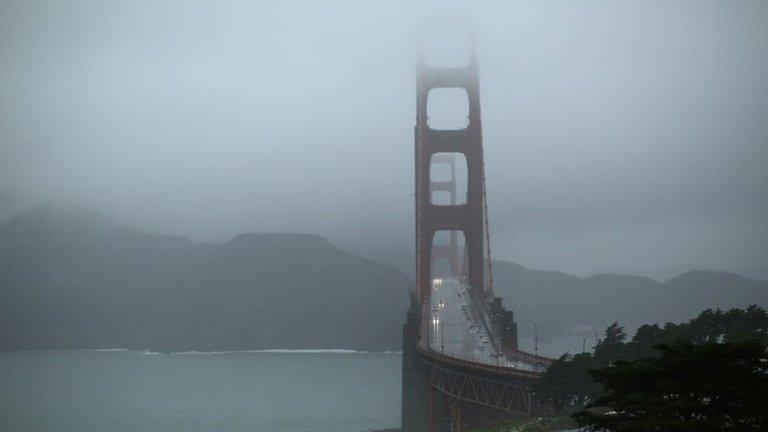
[1, 0, 766, 279]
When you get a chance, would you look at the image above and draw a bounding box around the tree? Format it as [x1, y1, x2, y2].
[722, 305, 768, 345]
[593, 322, 628, 365]
[626, 323, 663, 359]
[659, 305, 768, 346]
[534, 352, 600, 412]
[534, 306, 768, 418]
[573, 342, 768, 432]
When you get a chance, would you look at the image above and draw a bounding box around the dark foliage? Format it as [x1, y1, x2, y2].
[574, 342, 768, 432]
[534, 352, 601, 412]
[534, 305, 768, 415]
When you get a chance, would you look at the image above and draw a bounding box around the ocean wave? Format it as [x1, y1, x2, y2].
[87, 348, 132, 352]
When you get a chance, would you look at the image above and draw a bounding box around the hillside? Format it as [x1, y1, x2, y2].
[2, 206, 766, 350]
[0, 207, 410, 351]
[492, 261, 768, 338]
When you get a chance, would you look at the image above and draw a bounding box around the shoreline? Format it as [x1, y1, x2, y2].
[1, 348, 403, 355]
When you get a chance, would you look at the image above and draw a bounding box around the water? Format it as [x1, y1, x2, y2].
[0, 350, 402, 432]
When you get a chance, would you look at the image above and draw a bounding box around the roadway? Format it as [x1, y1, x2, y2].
[426, 276, 545, 373]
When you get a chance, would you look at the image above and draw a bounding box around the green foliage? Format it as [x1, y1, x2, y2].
[660, 305, 768, 346]
[573, 342, 768, 431]
[534, 305, 768, 415]
[594, 322, 631, 365]
[533, 353, 600, 412]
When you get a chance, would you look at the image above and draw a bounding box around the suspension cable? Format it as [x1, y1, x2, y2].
[481, 147, 494, 296]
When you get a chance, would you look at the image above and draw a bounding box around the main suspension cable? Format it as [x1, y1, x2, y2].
[481, 146, 494, 296]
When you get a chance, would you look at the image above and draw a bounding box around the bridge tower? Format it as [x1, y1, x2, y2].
[429, 154, 460, 276]
[415, 46, 486, 302]
[403, 24, 535, 432]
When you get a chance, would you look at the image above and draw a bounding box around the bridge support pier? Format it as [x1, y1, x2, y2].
[402, 302, 429, 432]
[490, 297, 518, 351]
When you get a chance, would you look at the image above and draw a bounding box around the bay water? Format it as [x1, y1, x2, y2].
[0, 350, 402, 432]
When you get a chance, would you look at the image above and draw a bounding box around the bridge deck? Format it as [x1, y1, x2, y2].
[423, 277, 546, 374]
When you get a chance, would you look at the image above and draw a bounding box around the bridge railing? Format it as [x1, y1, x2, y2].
[417, 334, 542, 380]
[419, 304, 544, 378]
[504, 348, 554, 367]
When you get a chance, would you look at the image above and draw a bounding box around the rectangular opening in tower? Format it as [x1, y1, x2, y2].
[431, 230, 466, 277]
[427, 88, 469, 131]
[430, 152, 467, 205]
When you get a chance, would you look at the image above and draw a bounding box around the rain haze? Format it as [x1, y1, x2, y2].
[3, 2, 768, 431]
[2, 0, 767, 279]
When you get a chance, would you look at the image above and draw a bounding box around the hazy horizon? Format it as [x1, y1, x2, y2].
[2, 0, 767, 279]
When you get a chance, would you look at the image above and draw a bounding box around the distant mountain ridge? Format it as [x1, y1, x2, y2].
[0, 206, 410, 351]
[1, 206, 766, 350]
[491, 261, 768, 338]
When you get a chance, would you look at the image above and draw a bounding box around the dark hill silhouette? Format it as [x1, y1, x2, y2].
[1, 206, 766, 350]
[0, 207, 410, 351]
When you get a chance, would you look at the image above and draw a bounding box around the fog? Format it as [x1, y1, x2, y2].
[1, 0, 766, 279]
